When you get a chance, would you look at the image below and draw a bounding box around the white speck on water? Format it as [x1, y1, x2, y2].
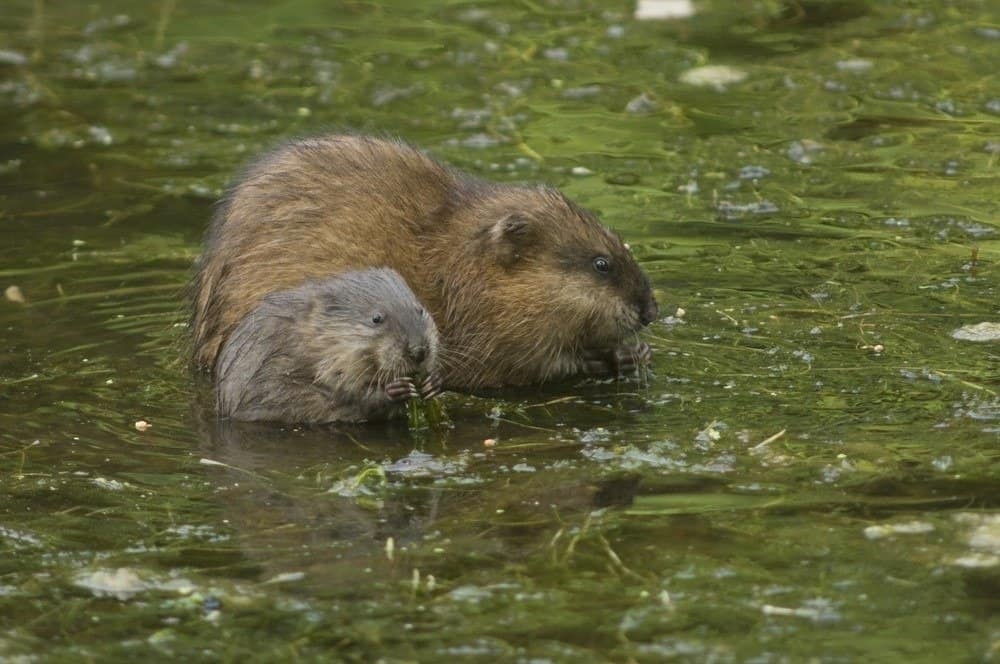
[739, 165, 770, 180]
[446, 133, 502, 149]
[75, 568, 147, 601]
[0, 526, 42, 548]
[0, 50, 28, 66]
[4, 285, 26, 303]
[562, 85, 601, 99]
[762, 598, 840, 623]
[951, 553, 999, 568]
[578, 427, 611, 444]
[957, 513, 1000, 553]
[792, 349, 814, 364]
[931, 455, 953, 471]
[571, 166, 593, 176]
[678, 180, 698, 194]
[449, 585, 494, 603]
[679, 65, 747, 91]
[83, 14, 131, 35]
[93, 477, 128, 491]
[835, 58, 874, 73]
[951, 322, 1000, 342]
[154, 41, 188, 68]
[88, 126, 113, 146]
[262, 571, 306, 585]
[787, 139, 823, 165]
[625, 92, 658, 114]
[635, 0, 695, 20]
[863, 521, 935, 540]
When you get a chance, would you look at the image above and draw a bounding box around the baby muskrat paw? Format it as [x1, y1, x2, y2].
[420, 372, 442, 400]
[582, 342, 652, 377]
[385, 377, 419, 403]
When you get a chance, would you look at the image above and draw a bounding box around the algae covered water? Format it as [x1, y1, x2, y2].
[1, 0, 998, 660]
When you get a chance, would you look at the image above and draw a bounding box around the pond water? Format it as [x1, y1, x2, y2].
[1, 0, 998, 660]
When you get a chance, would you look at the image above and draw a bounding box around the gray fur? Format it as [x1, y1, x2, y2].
[216, 268, 438, 424]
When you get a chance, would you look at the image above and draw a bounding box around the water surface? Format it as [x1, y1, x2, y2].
[1, 0, 998, 660]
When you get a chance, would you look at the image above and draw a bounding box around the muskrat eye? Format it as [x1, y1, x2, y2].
[592, 256, 611, 274]
[371, 312, 384, 325]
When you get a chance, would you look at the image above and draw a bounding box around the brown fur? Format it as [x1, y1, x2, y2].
[192, 134, 657, 389]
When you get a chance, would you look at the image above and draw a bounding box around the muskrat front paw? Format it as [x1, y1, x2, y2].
[386, 378, 419, 402]
[420, 372, 442, 399]
[582, 342, 651, 377]
[613, 341, 651, 374]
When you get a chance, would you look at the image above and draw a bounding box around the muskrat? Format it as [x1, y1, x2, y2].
[215, 268, 440, 424]
[192, 134, 658, 389]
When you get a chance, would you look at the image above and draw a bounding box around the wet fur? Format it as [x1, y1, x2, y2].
[216, 269, 438, 423]
[193, 134, 656, 389]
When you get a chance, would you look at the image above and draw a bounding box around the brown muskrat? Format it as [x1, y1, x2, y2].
[215, 268, 440, 424]
[192, 134, 658, 389]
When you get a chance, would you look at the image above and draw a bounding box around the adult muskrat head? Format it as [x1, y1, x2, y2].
[302, 269, 439, 389]
[461, 186, 657, 354]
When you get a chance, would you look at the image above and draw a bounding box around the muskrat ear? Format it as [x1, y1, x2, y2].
[489, 214, 532, 266]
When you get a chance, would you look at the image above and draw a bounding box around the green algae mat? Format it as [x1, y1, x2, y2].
[1, 0, 997, 660]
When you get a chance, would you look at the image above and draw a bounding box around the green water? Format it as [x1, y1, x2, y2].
[1, 0, 998, 660]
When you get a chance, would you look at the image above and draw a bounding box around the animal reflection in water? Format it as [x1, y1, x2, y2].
[197, 417, 640, 588]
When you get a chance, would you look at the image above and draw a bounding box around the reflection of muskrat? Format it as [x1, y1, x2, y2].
[192, 134, 658, 389]
[216, 269, 440, 424]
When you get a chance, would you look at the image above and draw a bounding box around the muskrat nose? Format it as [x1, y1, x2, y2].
[410, 345, 427, 365]
[639, 294, 659, 327]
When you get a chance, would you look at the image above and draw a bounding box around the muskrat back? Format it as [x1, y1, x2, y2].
[193, 134, 658, 389]
[216, 268, 439, 424]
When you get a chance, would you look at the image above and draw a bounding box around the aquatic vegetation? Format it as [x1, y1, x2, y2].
[0, 0, 997, 660]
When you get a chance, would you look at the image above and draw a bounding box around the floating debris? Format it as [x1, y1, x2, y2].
[864, 521, 935, 539]
[625, 92, 658, 114]
[951, 322, 1000, 342]
[835, 58, 874, 73]
[635, 0, 695, 20]
[679, 65, 747, 91]
[949, 514, 1000, 568]
[75, 568, 147, 601]
[716, 199, 779, 220]
[92, 477, 128, 491]
[787, 139, 824, 165]
[762, 599, 840, 623]
[134, 420, 152, 432]
[445, 133, 503, 149]
[4, 285, 25, 304]
[0, 50, 28, 66]
[88, 126, 113, 146]
[262, 571, 305, 585]
[562, 85, 601, 99]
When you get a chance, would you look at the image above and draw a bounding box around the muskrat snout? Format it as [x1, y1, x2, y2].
[409, 344, 428, 365]
[638, 293, 659, 327]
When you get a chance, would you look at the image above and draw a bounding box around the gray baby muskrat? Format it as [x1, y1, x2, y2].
[215, 268, 440, 424]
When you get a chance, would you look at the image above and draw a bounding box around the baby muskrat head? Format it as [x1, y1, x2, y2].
[301, 269, 439, 394]
[449, 185, 657, 381]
